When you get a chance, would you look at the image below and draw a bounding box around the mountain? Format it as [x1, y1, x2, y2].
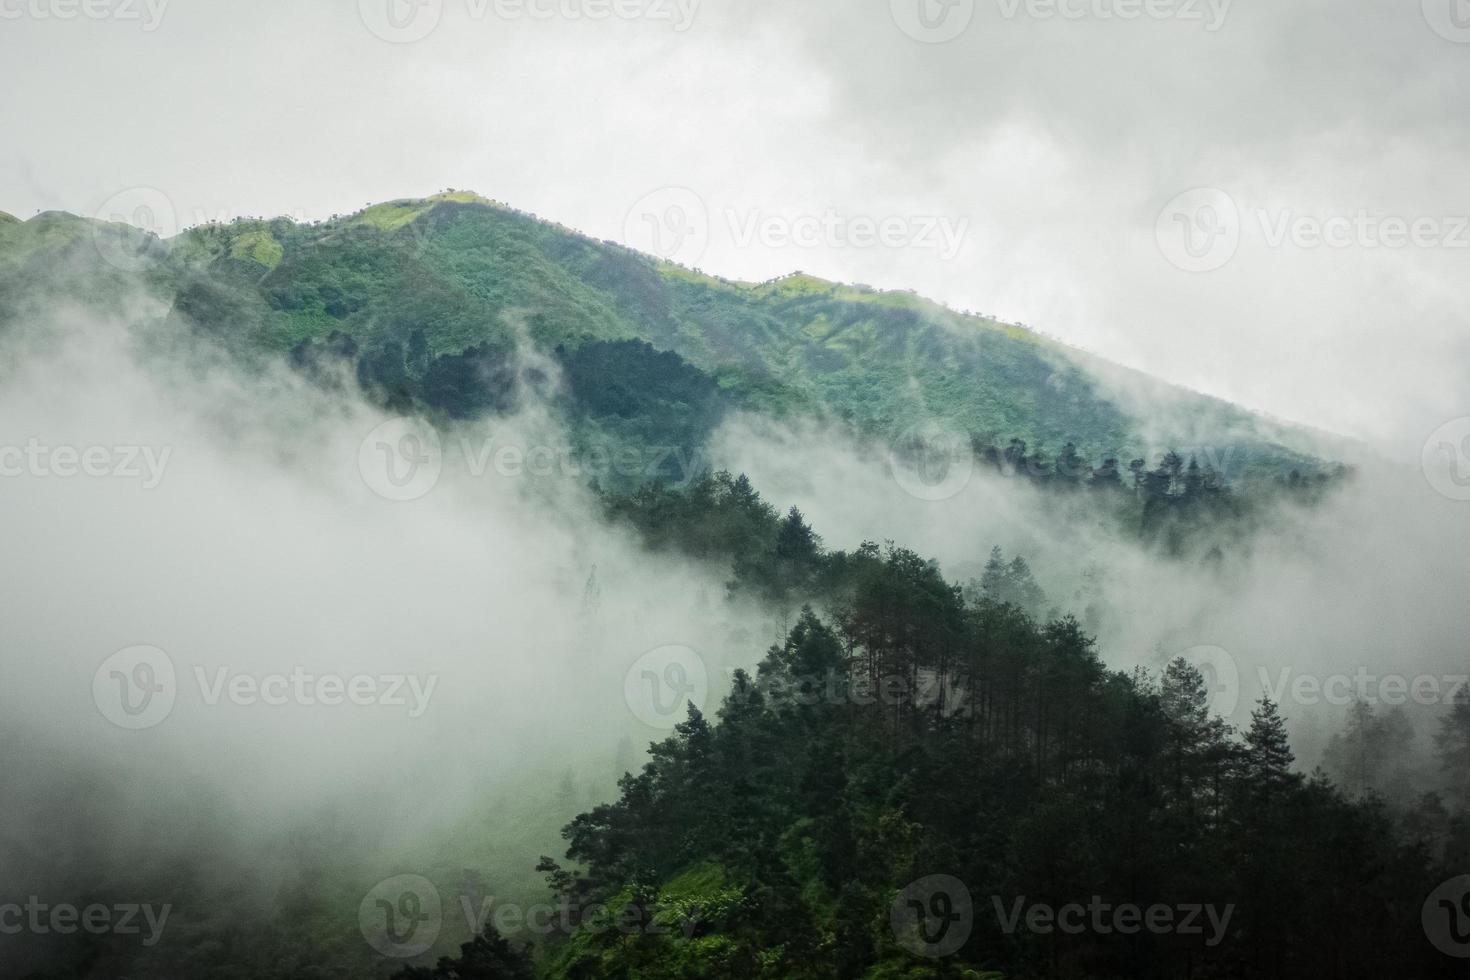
[0, 192, 1330, 482]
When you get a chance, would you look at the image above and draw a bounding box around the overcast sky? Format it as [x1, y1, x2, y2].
[3, 0, 1467, 456]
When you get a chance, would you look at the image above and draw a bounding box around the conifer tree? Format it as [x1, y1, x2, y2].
[1244, 696, 1295, 785]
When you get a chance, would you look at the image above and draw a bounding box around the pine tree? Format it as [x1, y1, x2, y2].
[775, 506, 820, 563]
[1244, 697, 1295, 786]
[979, 545, 1007, 597]
[1160, 657, 1233, 819]
[1006, 555, 1046, 617]
[974, 547, 1048, 617]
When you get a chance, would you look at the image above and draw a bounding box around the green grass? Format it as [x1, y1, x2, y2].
[351, 199, 434, 231]
[230, 228, 284, 268]
[0, 210, 91, 265]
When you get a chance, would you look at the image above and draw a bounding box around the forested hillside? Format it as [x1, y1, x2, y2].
[4, 193, 1425, 980]
[393, 478, 1465, 979]
[0, 194, 1330, 485]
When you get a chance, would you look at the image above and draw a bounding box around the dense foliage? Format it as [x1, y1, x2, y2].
[345, 474, 1461, 980]
[524, 602, 1455, 979]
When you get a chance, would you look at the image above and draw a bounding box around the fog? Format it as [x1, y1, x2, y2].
[711, 410, 1470, 767]
[0, 307, 775, 971]
[6, 1, 1469, 452]
[2, 293, 1468, 971]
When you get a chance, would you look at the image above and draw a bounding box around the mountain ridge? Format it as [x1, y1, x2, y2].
[0, 192, 1336, 481]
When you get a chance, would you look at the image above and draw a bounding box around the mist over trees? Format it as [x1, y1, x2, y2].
[532, 477, 1460, 978]
[0, 199, 1459, 980]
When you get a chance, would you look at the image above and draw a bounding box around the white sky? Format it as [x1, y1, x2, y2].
[3, 0, 1468, 456]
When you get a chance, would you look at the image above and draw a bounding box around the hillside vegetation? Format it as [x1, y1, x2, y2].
[0, 193, 1326, 483]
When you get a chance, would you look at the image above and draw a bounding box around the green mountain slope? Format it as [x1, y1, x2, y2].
[0, 193, 1328, 480]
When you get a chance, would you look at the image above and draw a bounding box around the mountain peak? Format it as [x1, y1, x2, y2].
[347, 190, 502, 231]
[26, 209, 83, 224]
[0, 191, 1330, 478]
[427, 189, 495, 206]
[752, 272, 836, 295]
